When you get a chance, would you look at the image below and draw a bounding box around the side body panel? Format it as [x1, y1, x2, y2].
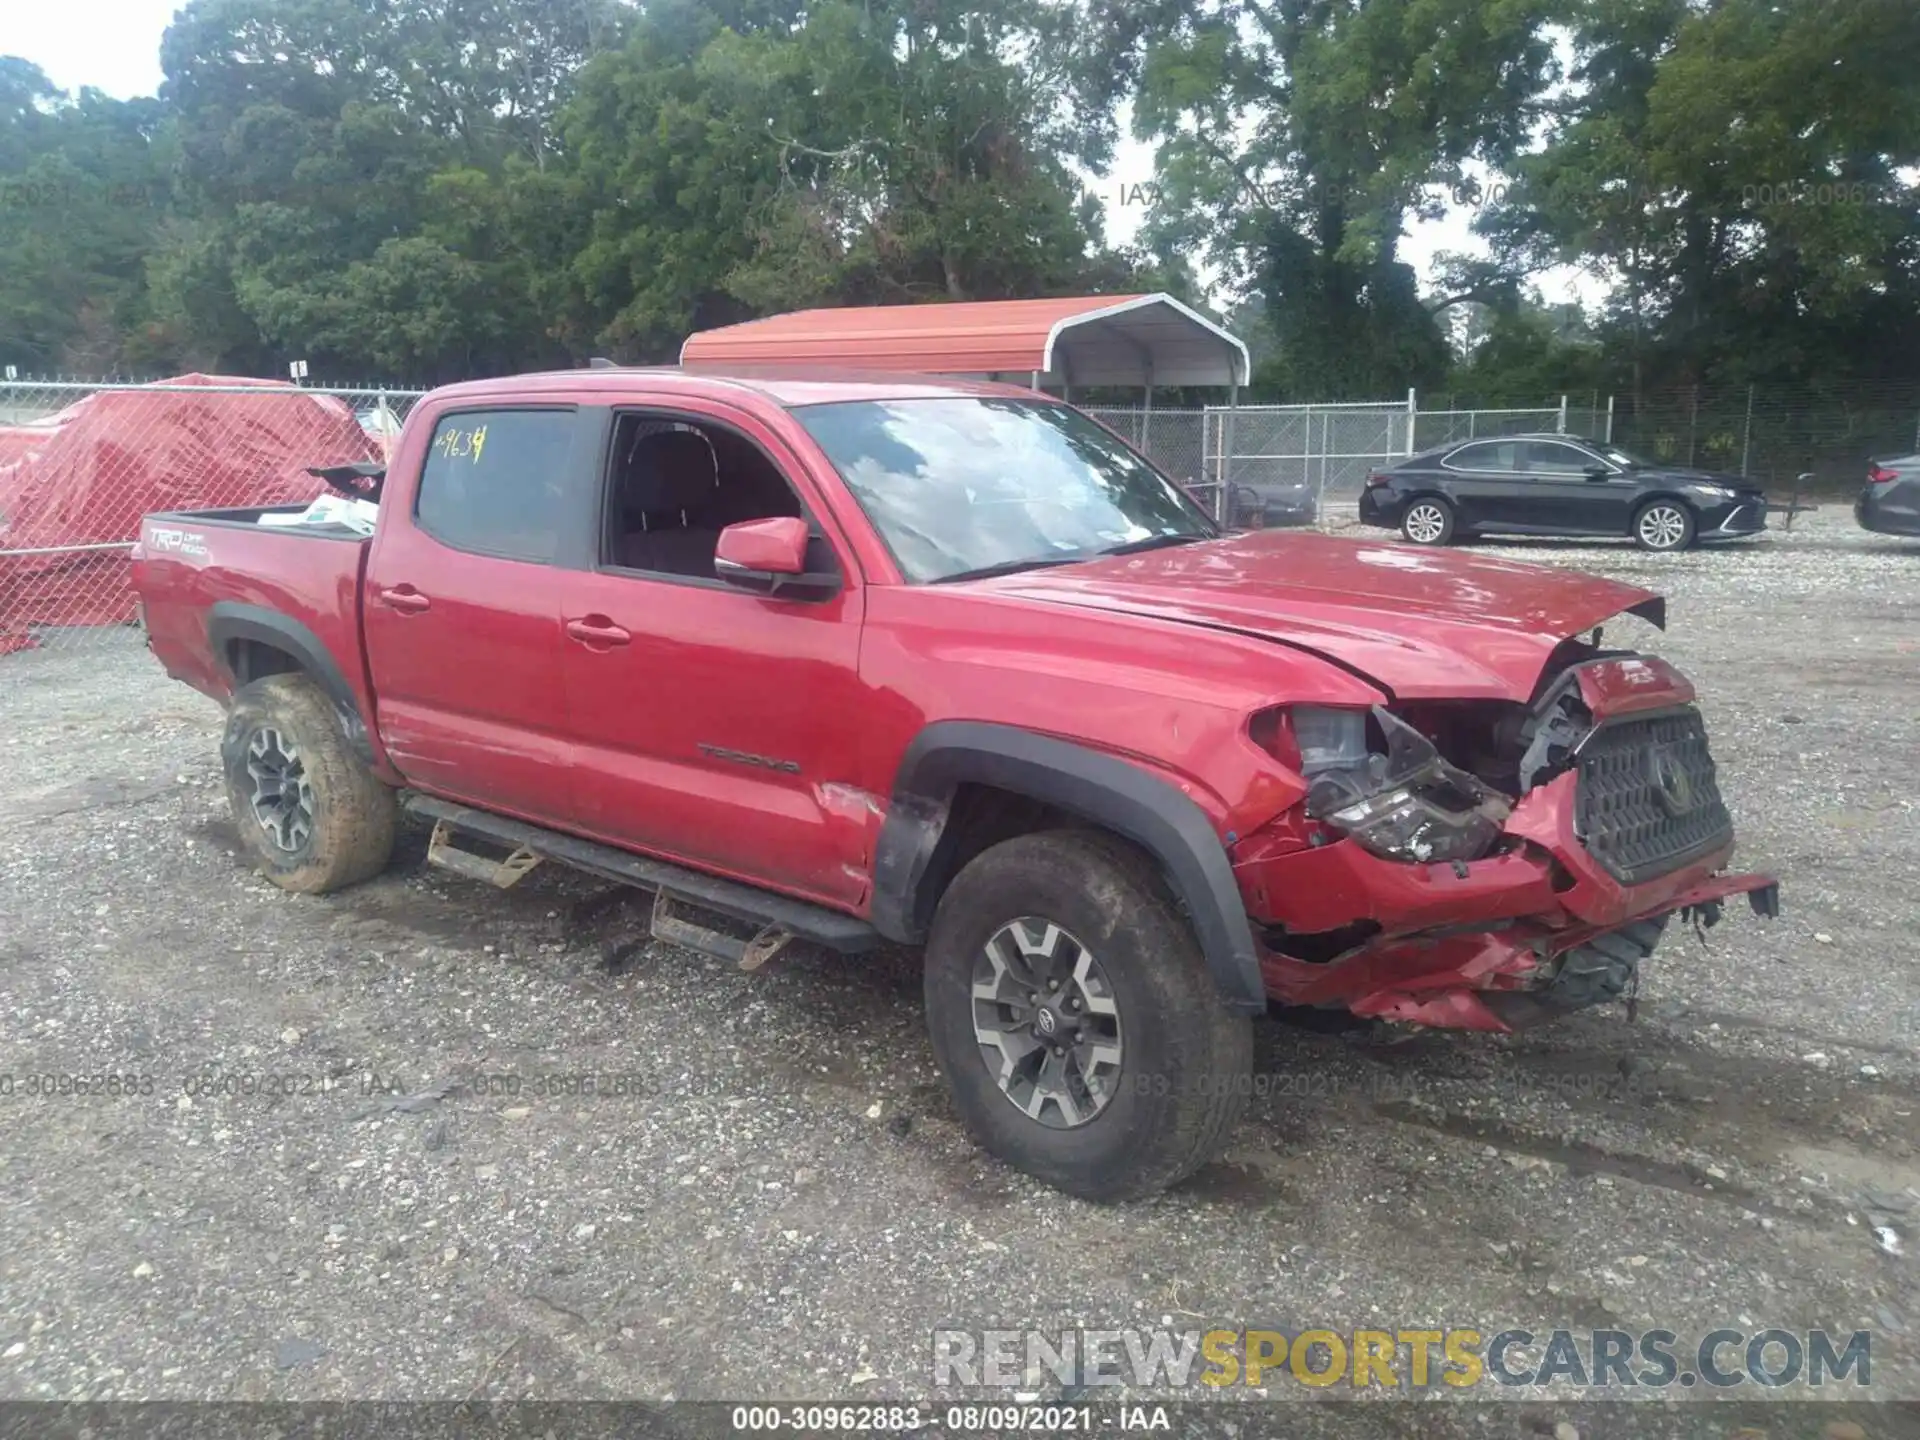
[133, 512, 395, 774]
[555, 397, 876, 907]
[359, 398, 595, 822]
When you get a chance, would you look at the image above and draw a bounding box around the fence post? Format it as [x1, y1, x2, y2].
[1558, 395, 1568, 434]
[1740, 384, 1755, 477]
[1221, 385, 1238, 524]
[1406, 387, 1417, 456]
[1605, 394, 1615, 443]
[1314, 409, 1327, 531]
[1686, 385, 1699, 467]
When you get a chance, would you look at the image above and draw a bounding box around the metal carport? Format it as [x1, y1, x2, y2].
[680, 293, 1250, 511]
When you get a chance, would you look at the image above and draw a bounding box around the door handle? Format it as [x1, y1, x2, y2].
[565, 616, 631, 647]
[376, 584, 431, 614]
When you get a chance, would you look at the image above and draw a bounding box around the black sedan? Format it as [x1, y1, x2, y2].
[1857, 454, 1920, 536]
[1228, 477, 1317, 529]
[1358, 434, 1769, 551]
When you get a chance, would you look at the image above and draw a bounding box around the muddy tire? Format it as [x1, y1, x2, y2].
[923, 830, 1253, 1202]
[221, 674, 396, 894]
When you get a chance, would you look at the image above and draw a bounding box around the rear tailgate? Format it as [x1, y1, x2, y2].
[132, 505, 373, 720]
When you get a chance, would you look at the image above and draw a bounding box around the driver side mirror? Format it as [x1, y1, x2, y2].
[714, 517, 837, 598]
[1584, 465, 1611, 481]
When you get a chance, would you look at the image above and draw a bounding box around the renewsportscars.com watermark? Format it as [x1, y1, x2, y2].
[932, 1327, 1872, 1392]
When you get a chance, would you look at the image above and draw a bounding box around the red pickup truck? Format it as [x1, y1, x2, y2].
[132, 368, 1778, 1200]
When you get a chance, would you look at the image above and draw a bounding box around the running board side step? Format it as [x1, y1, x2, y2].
[402, 793, 881, 954]
[651, 891, 793, 972]
[426, 819, 544, 888]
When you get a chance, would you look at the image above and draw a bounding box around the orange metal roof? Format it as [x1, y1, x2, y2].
[680, 293, 1248, 388]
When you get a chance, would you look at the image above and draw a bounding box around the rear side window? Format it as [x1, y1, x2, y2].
[1525, 441, 1595, 473]
[416, 409, 576, 563]
[1445, 441, 1520, 472]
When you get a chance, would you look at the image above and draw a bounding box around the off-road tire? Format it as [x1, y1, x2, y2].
[923, 830, 1253, 1202]
[1400, 496, 1456, 546]
[221, 674, 396, 894]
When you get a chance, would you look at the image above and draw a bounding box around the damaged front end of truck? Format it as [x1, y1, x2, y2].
[1235, 644, 1779, 1033]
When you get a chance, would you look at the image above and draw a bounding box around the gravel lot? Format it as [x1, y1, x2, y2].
[1, 511, 1917, 1422]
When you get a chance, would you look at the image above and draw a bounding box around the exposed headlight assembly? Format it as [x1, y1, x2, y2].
[1299, 707, 1511, 864]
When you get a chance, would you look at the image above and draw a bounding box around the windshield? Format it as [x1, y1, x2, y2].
[793, 398, 1217, 582]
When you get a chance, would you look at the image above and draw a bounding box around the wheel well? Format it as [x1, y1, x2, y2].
[913, 783, 1075, 931]
[870, 722, 1268, 1011]
[227, 637, 304, 687]
[1635, 493, 1695, 515]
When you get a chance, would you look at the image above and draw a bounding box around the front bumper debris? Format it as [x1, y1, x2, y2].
[1233, 743, 1777, 1033]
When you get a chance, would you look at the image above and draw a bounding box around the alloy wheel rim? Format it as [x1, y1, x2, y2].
[1640, 505, 1687, 549]
[1406, 504, 1445, 543]
[245, 726, 315, 853]
[971, 918, 1124, 1129]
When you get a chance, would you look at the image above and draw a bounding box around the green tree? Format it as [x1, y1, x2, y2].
[0, 59, 169, 372]
[1477, 0, 1920, 392]
[549, 0, 1154, 361]
[1070, 0, 1559, 397]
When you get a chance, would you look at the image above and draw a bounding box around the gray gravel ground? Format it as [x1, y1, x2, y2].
[1, 511, 1917, 1423]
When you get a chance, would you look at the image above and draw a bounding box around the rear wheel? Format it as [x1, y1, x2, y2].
[923, 830, 1252, 1202]
[1401, 497, 1455, 546]
[222, 674, 396, 894]
[1633, 500, 1695, 552]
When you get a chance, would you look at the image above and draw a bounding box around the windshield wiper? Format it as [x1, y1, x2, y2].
[1099, 532, 1210, 557]
[929, 554, 1091, 584]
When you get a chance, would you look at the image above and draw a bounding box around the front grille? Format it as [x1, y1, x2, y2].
[1574, 709, 1733, 885]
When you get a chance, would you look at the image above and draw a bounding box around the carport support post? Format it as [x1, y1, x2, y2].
[1220, 381, 1238, 524]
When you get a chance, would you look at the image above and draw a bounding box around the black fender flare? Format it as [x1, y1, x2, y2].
[206, 602, 375, 764]
[870, 721, 1267, 1014]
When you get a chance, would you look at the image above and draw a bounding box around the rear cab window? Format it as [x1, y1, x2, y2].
[416, 409, 578, 563]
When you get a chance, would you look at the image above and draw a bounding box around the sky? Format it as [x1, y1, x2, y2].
[7, 0, 175, 100]
[7, 0, 1596, 311]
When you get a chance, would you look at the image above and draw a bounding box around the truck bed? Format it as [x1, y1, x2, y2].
[133, 505, 374, 717]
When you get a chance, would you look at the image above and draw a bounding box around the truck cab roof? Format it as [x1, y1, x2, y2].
[423, 366, 1045, 410]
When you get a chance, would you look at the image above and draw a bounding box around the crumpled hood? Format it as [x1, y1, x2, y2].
[985, 531, 1666, 701]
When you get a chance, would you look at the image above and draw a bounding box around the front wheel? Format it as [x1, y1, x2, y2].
[923, 830, 1252, 1202]
[1401, 497, 1456, 546]
[1634, 500, 1696, 551]
[221, 674, 397, 894]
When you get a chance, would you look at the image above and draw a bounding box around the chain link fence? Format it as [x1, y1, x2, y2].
[1092, 400, 1573, 527]
[1607, 382, 1920, 497]
[15, 374, 1901, 656]
[0, 379, 423, 654]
